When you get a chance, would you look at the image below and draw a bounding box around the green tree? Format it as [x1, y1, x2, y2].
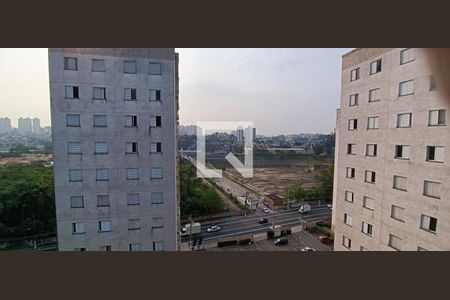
[316, 164, 334, 200]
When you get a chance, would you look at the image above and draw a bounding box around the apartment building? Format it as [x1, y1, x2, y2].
[18, 117, 32, 134]
[0, 117, 12, 133]
[32, 117, 41, 134]
[49, 48, 180, 251]
[332, 48, 450, 251]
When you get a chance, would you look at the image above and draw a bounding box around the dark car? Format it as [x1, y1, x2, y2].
[259, 218, 269, 224]
[319, 236, 334, 244]
[274, 238, 288, 246]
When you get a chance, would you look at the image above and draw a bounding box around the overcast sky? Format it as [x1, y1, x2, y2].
[0, 48, 350, 135]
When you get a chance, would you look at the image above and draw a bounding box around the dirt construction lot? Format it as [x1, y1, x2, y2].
[206, 232, 332, 252]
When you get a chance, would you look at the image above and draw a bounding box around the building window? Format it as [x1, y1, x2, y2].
[69, 169, 82, 182]
[124, 88, 137, 101]
[97, 194, 110, 207]
[417, 246, 428, 251]
[344, 191, 354, 203]
[423, 181, 441, 199]
[101, 245, 112, 251]
[397, 113, 412, 128]
[150, 116, 162, 128]
[149, 62, 161, 75]
[366, 144, 377, 157]
[65, 86, 79, 99]
[348, 119, 358, 130]
[99, 221, 111, 232]
[153, 241, 164, 251]
[152, 217, 164, 230]
[364, 170, 376, 184]
[72, 222, 85, 234]
[64, 57, 78, 70]
[95, 142, 108, 154]
[368, 88, 380, 102]
[126, 142, 138, 154]
[350, 68, 360, 82]
[129, 243, 141, 252]
[367, 116, 379, 129]
[344, 213, 352, 226]
[370, 59, 382, 75]
[393, 175, 407, 191]
[342, 236, 351, 249]
[124, 61, 137, 74]
[150, 89, 161, 101]
[347, 143, 355, 155]
[426, 146, 444, 162]
[127, 193, 140, 206]
[400, 48, 415, 65]
[362, 222, 373, 236]
[388, 234, 402, 251]
[391, 205, 405, 222]
[128, 219, 140, 230]
[360, 246, 369, 251]
[70, 196, 84, 208]
[93, 87, 106, 100]
[67, 142, 81, 154]
[151, 167, 163, 179]
[150, 142, 162, 154]
[126, 168, 139, 180]
[151, 192, 163, 204]
[66, 114, 80, 127]
[395, 145, 410, 159]
[92, 59, 106, 72]
[125, 115, 138, 127]
[346, 167, 355, 179]
[94, 115, 107, 127]
[74, 247, 86, 252]
[429, 75, 437, 90]
[96, 169, 109, 181]
[363, 196, 374, 210]
[420, 215, 437, 233]
[349, 94, 358, 106]
[399, 80, 414, 96]
[428, 109, 446, 126]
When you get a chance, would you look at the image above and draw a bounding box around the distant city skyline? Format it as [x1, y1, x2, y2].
[0, 48, 351, 134]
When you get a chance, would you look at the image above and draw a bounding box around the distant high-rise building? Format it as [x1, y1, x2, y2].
[49, 48, 180, 251]
[333, 48, 450, 251]
[18, 117, 32, 134]
[236, 126, 244, 142]
[32, 118, 41, 134]
[179, 125, 198, 136]
[0, 117, 12, 134]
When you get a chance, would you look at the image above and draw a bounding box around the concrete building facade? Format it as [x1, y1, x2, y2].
[49, 48, 180, 251]
[0, 117, 12, 133]
[333, 48, 450, 251]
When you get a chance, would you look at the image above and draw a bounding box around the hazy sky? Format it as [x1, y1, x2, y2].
[0, 48, 350, 134]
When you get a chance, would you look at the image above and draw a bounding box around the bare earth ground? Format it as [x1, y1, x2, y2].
[226, 165, 322, 197]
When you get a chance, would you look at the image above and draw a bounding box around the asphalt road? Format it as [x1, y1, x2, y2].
[181, 205, 331, 242]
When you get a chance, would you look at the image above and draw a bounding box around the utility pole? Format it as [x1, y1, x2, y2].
[244, 192, 248, 216]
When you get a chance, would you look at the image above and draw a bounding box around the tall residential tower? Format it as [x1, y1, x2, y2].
[333, 48, 450, 251]
[49, 48, 180, 251]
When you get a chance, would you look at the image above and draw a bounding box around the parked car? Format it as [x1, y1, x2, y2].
[259, 218, 269, 224]
[274, 238, 288, 246]
[263, 207, 270, 214]
[300, 247, 316, 252]
[298, 204, 312, 214]
[319, 236, 334, 244]
[207, 225, 221, 232]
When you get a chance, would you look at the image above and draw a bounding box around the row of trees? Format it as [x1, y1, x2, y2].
[0, 163, 55, 239]
[180, 163, 225, 218]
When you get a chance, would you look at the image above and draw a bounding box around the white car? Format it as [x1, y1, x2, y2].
[207, 225, 221, 232]
[263, 207, 270, 213]
[301, 247, 317, 252]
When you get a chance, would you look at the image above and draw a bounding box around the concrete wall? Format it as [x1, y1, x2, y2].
[49, 48, 179, 251]
[334, 48, 450, 251]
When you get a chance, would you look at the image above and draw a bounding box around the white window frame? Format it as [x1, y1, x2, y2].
[128, 218, 141, 230]
[345, 191, 354, 203]
[97, 194, 110, 207]
[67, 142, 81, 154]
[149, 62, 161, 75]
[363, 196, 374, 210]
[426, 146, 444, 162]
[391, 205, 405, 222]
[150, 142, 162, 154]
[93, 115, 107, 127]
[73, 222, 85, 234]
[96, 169, 109, 181]
[344, 213, 353, 226]
[400, 48, 415, 65]
[393, 175, 407, 191]
[364, 170, 376, 184]
[93, 87, 106, 100]
[99, 221, 111, 232]
[129, 243, 141, 252]
[126, 142, 138, 154]
[149, 89, 161, 101]
[362, 222, 373, 236]
[127, 193, 140, 206]
[370, 59, 382, 75]
[347, 143, 355, 155]
[342, 236, 351, 249]
[428, 109, 446, 126]
[368, 88, 380, 102]
[348, 119, 357, 130]
[388, 234, 402, 251]
[346, 167, 355, 179]
[350, 68, 359, 82]
[423, 180, 441, 199]
[124, 88, 137, 101]
[92, 59, 106, 72]
[420, 215, 437, 233]
[124, 60, 137, 74]
[399, 80, 414, 96]
[151, 167, 163, 179]
[69, 169, 83, 182]
[397, 113, 412, 128]
[125, 115, 138, 127]
[151, 192, 164, 204]
[64, 57, 78, 70]
[367, 116, 379, 129]
[349, 94, 358, 106]
[70, 196, 84, 208]
[126, 168, 139, 180]
[395, 145, 410, 159]
[95, 142, 108, 154]
[65, 86, 79, 99]
[366, 144, 377, 157]
[153, 241, 164, 252]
